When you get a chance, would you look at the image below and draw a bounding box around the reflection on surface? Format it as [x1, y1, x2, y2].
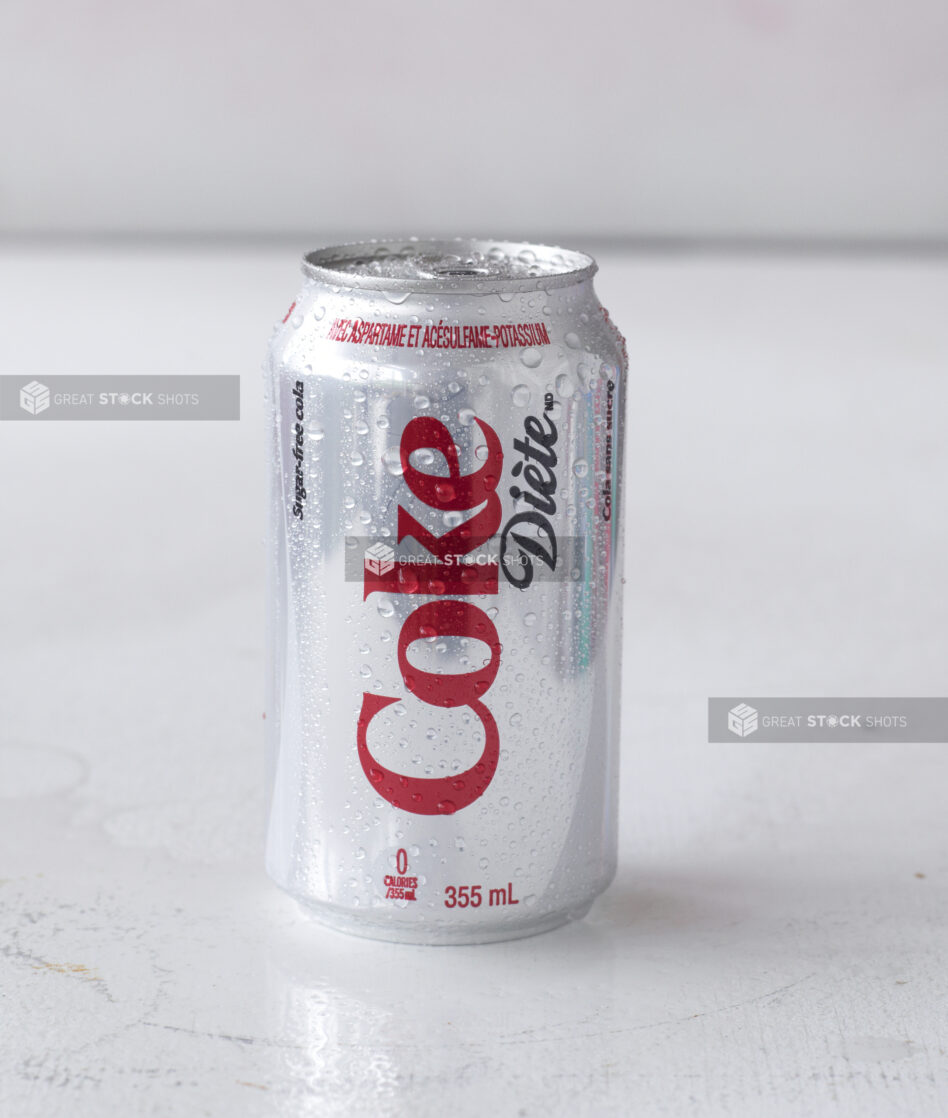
[265, 906, 619, 1116]
[263, 870, 810, 1116]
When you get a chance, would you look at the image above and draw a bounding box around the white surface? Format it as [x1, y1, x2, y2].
[2, 244, 948, 1116]
[4, 0, 948, 239]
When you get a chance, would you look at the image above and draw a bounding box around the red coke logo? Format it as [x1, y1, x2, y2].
[358, 416, 504, 815]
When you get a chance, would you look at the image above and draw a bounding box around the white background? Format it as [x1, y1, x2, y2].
[2, 0, 947, 240]
[3, 245, 947, 1118]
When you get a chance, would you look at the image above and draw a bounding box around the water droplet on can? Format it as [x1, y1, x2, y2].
[382, 447, 404, 476]
[411, 447, 435, 467]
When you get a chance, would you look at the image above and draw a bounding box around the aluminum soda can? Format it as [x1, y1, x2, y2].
[265, 239, 626, 944]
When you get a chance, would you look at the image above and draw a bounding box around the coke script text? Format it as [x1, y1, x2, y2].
[357, 415, 504, 816]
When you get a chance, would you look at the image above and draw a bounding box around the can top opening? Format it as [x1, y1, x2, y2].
[301, 238, 597, 294]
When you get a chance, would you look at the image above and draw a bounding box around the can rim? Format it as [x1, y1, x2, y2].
[301, 238, 597, 294]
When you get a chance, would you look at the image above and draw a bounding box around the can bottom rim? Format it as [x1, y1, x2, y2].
[292, 896, 595, 946]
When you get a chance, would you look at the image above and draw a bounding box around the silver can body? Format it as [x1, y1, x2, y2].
[265, 239, 626, 944]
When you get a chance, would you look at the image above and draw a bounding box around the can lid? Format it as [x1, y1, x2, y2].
[301, 238, 597, 294]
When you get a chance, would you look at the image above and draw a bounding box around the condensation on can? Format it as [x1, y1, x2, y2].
[265, 239, 627, 944]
